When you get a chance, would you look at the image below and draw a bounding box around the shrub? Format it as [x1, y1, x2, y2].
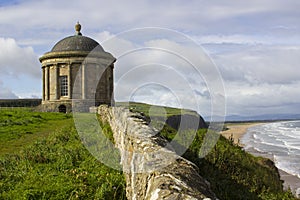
[160, 127, 296, 199]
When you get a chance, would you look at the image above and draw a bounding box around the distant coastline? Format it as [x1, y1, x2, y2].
[221, 121, 300, 197]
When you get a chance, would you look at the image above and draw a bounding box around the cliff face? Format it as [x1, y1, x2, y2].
[166, 114, 207, 130]
[98, 105, 217, 200]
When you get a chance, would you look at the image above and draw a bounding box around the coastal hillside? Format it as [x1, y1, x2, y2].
[120, 102, 297, 200]
[116, 101, 208, 129]
[0, 105, 297, 199]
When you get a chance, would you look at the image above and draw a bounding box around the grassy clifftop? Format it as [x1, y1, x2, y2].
[0, 105, 297, 199]
[0, 108, 126, 199]
[0, 108, 72, 155]
[116, 101, 200, 116]
[128, 103, 296, 200]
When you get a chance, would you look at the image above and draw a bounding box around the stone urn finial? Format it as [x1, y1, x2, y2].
[75, 22, 82, 35]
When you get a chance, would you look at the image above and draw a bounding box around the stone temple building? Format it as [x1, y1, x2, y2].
[39, 22, 116, 112]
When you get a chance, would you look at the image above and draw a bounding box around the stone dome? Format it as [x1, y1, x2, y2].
[51, 35, 104, 52]
[51, 22, 104, 52]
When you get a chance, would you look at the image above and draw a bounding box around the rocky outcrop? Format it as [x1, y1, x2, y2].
[98, 105, 217, 200]
[166, 114, 207, 130]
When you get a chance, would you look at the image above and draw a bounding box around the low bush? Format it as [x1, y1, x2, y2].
[161, 127, 296, 200]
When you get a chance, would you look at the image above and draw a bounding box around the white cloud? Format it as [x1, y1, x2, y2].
[0, 37, 41, 99]
[0, 0, 299, 118]
[99, 31, 225, 117]
[93, 31, 116, 44]
[100, 28, 300, 117]
[0, 80, 18, 99]
[195, 34, 292, 45]
[214, 45, 300, 84]
[1, 0, 299, 41]
[225, 81, 300, 116]
[208, 44, 300, 116]
[0, 37, 40, 78]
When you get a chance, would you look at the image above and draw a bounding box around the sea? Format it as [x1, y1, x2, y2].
[241, 120, 300, 193]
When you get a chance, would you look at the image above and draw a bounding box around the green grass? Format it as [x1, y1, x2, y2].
[0, 104, 298, 199]
[0, 108, 126, 199]
[0, 107, 72, 155]
[116, 101, 197, 117]
[127, 103, 297, 200]
[158, 127, 297, 200]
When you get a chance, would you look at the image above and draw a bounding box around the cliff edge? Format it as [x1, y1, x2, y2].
[98, 105, 217, 200]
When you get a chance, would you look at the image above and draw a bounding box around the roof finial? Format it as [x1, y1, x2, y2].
[75, 21, 82, 36]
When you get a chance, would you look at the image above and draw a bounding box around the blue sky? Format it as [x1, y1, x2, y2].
[0, 0, 299, 118]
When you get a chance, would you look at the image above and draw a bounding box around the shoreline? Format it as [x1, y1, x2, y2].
[220, 122, 265, 145]
[221, 122, 300, 196]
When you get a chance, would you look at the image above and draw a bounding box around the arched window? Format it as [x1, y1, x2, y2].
[59, 76, 68, 96]
[58, 105, 67, 113]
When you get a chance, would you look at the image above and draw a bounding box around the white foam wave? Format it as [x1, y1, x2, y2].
[242, 121, 300, 180]
[274, 155, 300, 178]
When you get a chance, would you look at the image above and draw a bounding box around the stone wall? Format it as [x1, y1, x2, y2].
[0, 99, 42, 107]
[98, 105, 217, 200]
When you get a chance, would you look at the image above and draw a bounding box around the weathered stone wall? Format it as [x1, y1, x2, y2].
[98, 105, 217, 200]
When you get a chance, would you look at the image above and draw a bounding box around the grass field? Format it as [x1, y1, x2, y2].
[116, 101, 198, 117]
[0, 108, 72, 155]
[0, 105, 298, 199]
[0, 108, 126, 199]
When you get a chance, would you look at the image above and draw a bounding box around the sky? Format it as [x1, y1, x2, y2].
[0, 0, 299, 118]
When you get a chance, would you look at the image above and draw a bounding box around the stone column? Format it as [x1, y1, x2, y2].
[42, 67, 45, 101]
[54, 64, 59, 100]
[68, 64, 72, 99]
[106, 67, 110, 101]
[110, 65, 114, 104]
[45, 66, 49, 101]
[82, 63, 86, 99]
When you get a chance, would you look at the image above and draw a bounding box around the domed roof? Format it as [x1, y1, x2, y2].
[51, 35, 104, 52]
[51, 22, 104, 52]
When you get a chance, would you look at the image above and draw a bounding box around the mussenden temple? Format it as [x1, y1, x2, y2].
[39, 22, 116, 113]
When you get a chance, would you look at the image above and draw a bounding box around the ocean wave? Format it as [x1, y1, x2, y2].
[274, 155, 300, 178]
[241, 120, 300, 180]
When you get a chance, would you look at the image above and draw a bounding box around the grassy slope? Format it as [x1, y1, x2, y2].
[0, 104, 297, 199]
[0, 108, 126, 199]
[127, 103, 297, 200]
[116, 101, 198, 117]
[0, 108, 72, 155]
[183, 130, 295, 200]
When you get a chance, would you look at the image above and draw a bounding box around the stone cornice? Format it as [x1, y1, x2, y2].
[39, 51, 116, 63]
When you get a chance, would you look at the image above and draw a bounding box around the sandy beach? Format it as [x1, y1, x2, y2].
[221, 122, 300, 196]
[220, 122, 264, 145]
